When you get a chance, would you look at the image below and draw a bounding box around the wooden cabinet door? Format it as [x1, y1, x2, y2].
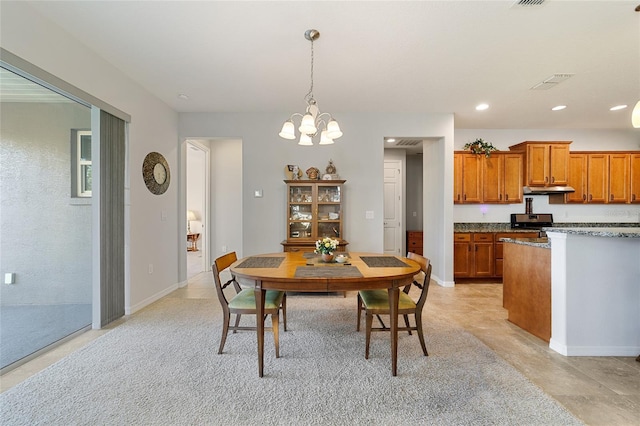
[549, 144, 569, 185]
[631, 153, 640, 203]
[503, 153, 523, 203]
[587, 154, 608, 203]
[566, 153, 587, 203]
[453, 234, 472, 277]
[482, 155, 502, 203]
[526, 144, 549, 186]
[454, 153, 463, 203]
[473, 242, 494, 277]
[462, 154, 482, 203]
[608, 153, 630, 203]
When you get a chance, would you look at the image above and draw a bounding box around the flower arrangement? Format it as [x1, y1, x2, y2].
[315, 237, 339, 255]
[464, 138, 497, 157]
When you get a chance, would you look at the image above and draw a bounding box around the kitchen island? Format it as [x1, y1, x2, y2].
[502, 237, 551, 342]
[546, 227, 640, 357]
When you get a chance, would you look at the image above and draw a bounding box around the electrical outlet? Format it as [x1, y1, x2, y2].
[222, 245, 228, 252]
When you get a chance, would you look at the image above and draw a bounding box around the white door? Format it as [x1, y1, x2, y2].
[383, 160, 402, 255]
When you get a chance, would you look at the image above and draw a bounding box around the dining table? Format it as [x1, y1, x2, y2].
[230, 251, 421, 377]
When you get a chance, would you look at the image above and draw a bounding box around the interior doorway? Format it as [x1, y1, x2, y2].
[186, 140, 210, 278]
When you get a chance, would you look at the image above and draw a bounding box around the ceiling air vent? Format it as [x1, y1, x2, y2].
[395, 139, 422, 147]
[512, 0, 546, 6]
[530, 73, 574, 90]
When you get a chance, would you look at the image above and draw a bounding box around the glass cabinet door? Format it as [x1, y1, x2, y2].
[288, 184, 313, 239]
[317, 184, 342, 239]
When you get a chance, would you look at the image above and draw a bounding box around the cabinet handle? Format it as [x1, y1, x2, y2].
[464, 194, 467, 201]
[545, 176, 548, 183]
[633, 194, 637, 201]
[589, 194, 592, 201]
[610, 194, 614, 201]
[457, 194, 460, 201]
[583, 194, 586, 201]
[475, 246, 478, 252]
[505, 194, 508, 201]
[499, 194, 502, 200]
[551, 176, 555, 183]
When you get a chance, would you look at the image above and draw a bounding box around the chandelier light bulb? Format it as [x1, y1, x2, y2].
[319, 130, 334, 145]
[279, 120, 296, 139]
[299, 113, 317, 134]
[298, 133, 313, 146]
[326, 120, 343, 139]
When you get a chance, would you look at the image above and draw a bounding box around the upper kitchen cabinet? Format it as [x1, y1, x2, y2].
[557, 152, 634, 204]
[454, 152, 482, 203]
[509, 141, 571, 187]
[483, 152, 523, 204]
[454, 151, 522, 204]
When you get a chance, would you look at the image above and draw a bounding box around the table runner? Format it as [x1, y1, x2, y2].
[360, 256, 410, 268]
[294, 266, 363, 278]
[235, 257, 284, 268]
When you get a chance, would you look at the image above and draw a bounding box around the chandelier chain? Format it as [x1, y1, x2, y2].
[305, 38, 314, 103]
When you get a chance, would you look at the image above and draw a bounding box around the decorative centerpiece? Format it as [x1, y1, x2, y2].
[315, 237, 339, 262]
[306, 167, 320, 180]
[464, 138, 497, 157]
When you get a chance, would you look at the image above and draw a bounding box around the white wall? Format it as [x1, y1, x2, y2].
[454, 129, 640, 224]
[2, 2, 181, 314]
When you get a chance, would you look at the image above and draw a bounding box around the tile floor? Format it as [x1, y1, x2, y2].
[2, 275, 638, 425]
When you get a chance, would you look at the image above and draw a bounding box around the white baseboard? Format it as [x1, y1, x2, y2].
[432, 274, 455, 288]
[126, 282, 181, 315]
[550, 339, 640, 356]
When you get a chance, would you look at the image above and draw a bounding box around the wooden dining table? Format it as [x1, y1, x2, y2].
[230, 251, 421, 377]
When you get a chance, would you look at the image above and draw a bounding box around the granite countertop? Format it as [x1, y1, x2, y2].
[454, 223, 539, 233]
[543, 227, 640, 238]
[499, 237, 551, 249]
[454, 222, 639, 234]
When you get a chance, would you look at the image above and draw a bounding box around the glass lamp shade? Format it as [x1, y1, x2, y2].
[632, 100, 640, 128]
[326, 120, 343, 139]
[319, 130, 334, 145]
[279, 120, 296, 139]
[299, 113, 317, 135]
[298, 134, 313, 146]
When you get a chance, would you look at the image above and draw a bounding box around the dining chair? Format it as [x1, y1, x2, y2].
[356, 252, 432, 359]
[213, 252, 287, 357]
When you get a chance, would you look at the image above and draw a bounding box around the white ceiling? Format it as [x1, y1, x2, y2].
[13, 1, 640, 130]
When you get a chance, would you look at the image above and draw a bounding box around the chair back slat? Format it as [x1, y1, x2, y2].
[213, 252, 238, 308]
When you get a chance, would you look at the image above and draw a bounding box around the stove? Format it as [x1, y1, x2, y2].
[510, 213, 554, 230]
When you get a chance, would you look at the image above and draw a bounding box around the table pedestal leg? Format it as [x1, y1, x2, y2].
[255, 282, 265, 377]
[388, 284, 399, 376]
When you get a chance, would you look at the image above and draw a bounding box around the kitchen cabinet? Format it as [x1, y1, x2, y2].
[631, 153, 640, 203]
[509, 141, 571, 187]
[586, 153, 608, 203]
[281, 180, 348, 252]
[608, 153, 630, 203]
[566, 153, 588, 203]
[554, 151, 637, 204]
[406, 231, 423, 255]
[455, 151, 522, 204]
[454, 233, 494, 278]
[454, 153, 482, 203]
[483, 152, 523, 204]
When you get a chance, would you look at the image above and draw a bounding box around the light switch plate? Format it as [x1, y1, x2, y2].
[5, 273, 15, 284]
[254, 189, 263, 198]
[365, 211, 374, 219]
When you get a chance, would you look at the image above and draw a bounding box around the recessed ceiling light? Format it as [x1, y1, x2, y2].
[475, 104, 489, 111]
[609, 105, 627, 111]
[177, 93, 189, 100]
[386, 138, 396, 143]
[551, 105, 566, 111]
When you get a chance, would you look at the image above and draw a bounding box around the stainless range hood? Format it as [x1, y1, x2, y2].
[523, 186, 575, 195]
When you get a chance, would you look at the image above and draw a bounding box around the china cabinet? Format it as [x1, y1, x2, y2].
[281, 180, 348, 252]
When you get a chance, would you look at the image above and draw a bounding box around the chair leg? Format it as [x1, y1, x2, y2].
[415, 312, 428, 356]
[282, 293, 287, 332]
[365, 311, 373, 359]
[218, 312, 230, 354]
[233, 313, 241, 333]
[272, 312, 280, 358]
[356, 294, 363, 331]
[403, 314, 412, 335]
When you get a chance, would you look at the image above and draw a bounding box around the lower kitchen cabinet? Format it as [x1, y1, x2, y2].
[454, 233, 494, 278]
[406, 231, 423, 255]
[455, 231, 539, 281]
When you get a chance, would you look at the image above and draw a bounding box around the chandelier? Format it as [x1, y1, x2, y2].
[279, 29, 342, 146]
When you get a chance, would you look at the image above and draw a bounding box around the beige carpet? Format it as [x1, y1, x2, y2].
[0, 294, 582, 425]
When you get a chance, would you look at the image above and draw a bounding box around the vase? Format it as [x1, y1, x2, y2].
[321, 253, 334, 263]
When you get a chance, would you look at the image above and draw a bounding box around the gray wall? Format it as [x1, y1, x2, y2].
[1, 102, 92, 305]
